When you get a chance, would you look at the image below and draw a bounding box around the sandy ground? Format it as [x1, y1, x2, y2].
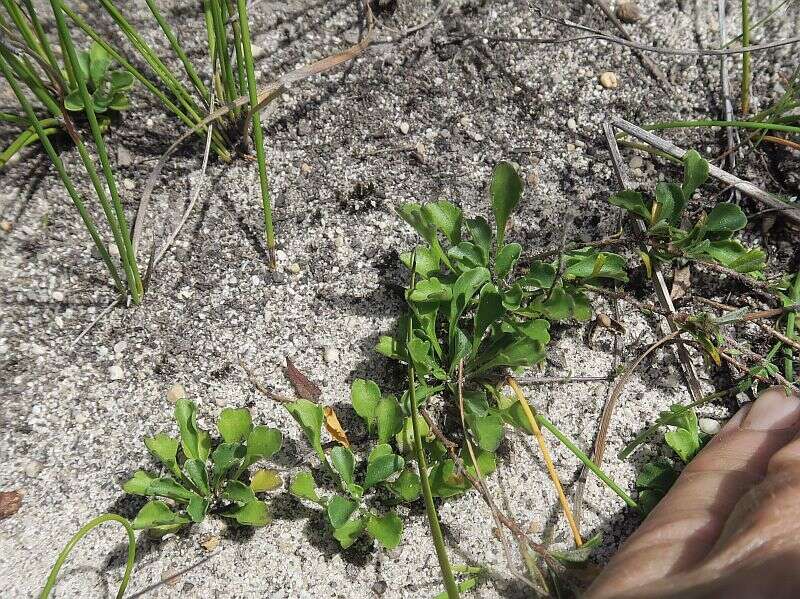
[1, 0, 799, 597]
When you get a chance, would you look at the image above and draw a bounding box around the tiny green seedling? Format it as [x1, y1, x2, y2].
[64, 42, 135, 114]
[609, 150, 765, 276]
[634, 404, 707, 514]
[284, 381, 497, 551]
[123, 399, 282, 533]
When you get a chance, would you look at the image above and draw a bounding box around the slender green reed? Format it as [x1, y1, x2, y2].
[40, 514, 136, 599]
[236, 0, 275, 263]
[785, 273, 800, 382]
[51, 0, 143, 302]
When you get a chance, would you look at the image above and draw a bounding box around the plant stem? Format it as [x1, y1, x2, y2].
[406, 255, 459, 599]
[645, 119, 800, 135]
[40, 514, 136, 599]
[741, 0, 751, 114]
[536, 414, 638, 509]
[785, 272, 800, 382]
[507, 377, 584, 546]
[236, 0, 276, 265]
[0, 118, 59, 166]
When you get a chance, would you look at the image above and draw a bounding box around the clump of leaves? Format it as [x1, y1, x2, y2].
[63, 42, 134, 114]
[378, 162, 626, 454]
[610, 150, 766, 275]
[123, 399, 282, 534]
[634, 404, 707, 514]
[284, 379, 497, 550]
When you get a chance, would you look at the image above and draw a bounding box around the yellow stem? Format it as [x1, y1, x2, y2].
[507, 376, 583, 547]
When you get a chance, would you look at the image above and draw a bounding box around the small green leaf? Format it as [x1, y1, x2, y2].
[327, 495, 358, 529]
[704, 203, 747, 232]
[490, 161, 523, 247]
[463, 389, 490, 418]
[449, 267, 491, 348]
[540, 287, 572, 320]
[465, 217, 491, 264]
[218, 408, 253, 444]
[422, 200, 463, 245]
[122, 470, 158, 496]
[448, 242, 486, 270]
[636, 461, 678, 491]
[285, 399, 325, 462]
[369, 443, 394, 463]
[351, 379, 381, 431]
[290, 471, 321, 503]
[609, 190, 650, 221]
[64, 90, 84, 111]
[400, 246, 440, 278]
[495, 242, 521, 279]
[88, 41, 111, 87]
[387, 469, 422, 502]
[330, 446, 356, 488]
[187, 495, 209, 523]
[364, 453, 405, 488]
[245, 426, 282, 466]
[143, 434, 181, 478]
[564, 252, 628, 281]
[223, 480, 257, 504]
[211, 443, 243, 486]
[175, 399, 211, 461]
[654, 182, 685, 225]
[250, 469, 282, 492]
[665, 428, 700, 463]
[520, 261, 556, 289]
[333, 516, 366, 549]
[467, 413, 505, 452]
[223, 499, 271, 527]
[75, 51, 90, 81]
[682, 149, 709, 199]
[366, 512, 403, 550]
[131, 500, 189, 530]
[409, 277, 452, 302]
[429, 460, 469, 497]
[184, 459, 210, 496]
[376, 395, 404, 444]
[109, 70, 134, 91]
[146, 477, 194, 502]
[375, 335, 406, 361]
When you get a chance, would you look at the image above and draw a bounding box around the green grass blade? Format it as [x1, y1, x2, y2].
[143, 0, 210, 104]
[741, 0, 751, 113]
[0, 117, 58, 167]
[0, 52, 125, 293]
[20, 0, 66, 90]
[63, 4, 232, 160]
[226, 0, 247, 96]
[209, 0, 237, 107]
[785, 273, 800, 382]
[51, 0, 142, 302]
[236, 0, 275, 262]
[644, 119, 800, 135]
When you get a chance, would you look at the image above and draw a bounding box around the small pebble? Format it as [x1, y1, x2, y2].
[167, 384, 186, 403]
[566, 118, 577, 132]
[300, 162, 312, 174]
[288, 262, 301, 274]
[75, 413, 88, 424]
[629, 155, 644, 169]
[251, 44, 265, 60]
[51, 291, 65, 302]
[699, 418, 721, 435]
[323, 346, 339, 364]
[398, 122, 410, 135]
[24, 461, 43, 478]
[114, 340, 127, 354]
[615, 1, 641, 24]
[599, 71, 619, 89]
[0, 221, 12, 233]
[108, 365, 124, 381]
[117, 146, 132, 166]
[122, 178, 135, 191]
[371, 580, 387, 596]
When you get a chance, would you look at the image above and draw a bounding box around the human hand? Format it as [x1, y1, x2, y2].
[588, 387, 800, 598]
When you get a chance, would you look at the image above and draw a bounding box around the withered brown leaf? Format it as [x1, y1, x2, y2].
[285, 357, 321, 402]
[0, 490, 22, 519]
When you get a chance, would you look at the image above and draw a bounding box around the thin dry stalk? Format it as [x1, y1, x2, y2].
[506, 377, 583, 547]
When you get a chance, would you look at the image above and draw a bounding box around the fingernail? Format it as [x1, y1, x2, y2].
[741, 388, 800, 431]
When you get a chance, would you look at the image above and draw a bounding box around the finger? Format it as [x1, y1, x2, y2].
[588, 388, 800, 598]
